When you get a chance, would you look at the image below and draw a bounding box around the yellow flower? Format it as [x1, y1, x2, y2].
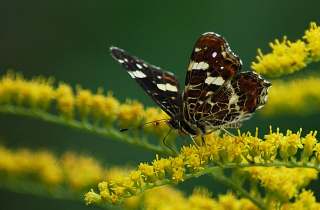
[304, 22, 320, 61]
[0, 146, 63, 185]
[314, 143, 320, 163]
[85, 190, 102, 205]
[117, 100, 144, 127]
[251, 22, 320, 77]
[61, 152, 105, 189]
[75, 87, 93, 118]
[90, 90, 120, 123]
[281, 190, 320, 210]
[56, 83, 75, 118]
[33, 151, 63, 185]
[279, 130, 303, 160]
[0, 72, 55, 109]
[245, 167, 317, 200]
[87, 128, 320, 205]
[252, 38, 308, 77]
[138, 163, 155, 182]
[302, 131, 317, 159]
[103, 92, 120, 122]
[261, 77, 320, 116]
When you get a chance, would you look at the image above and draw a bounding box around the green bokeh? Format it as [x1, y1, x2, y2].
[1, 0, 320, 209]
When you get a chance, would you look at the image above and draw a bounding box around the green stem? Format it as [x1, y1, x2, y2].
[210, 172, 268, 210]
[0, 105, 173, 155]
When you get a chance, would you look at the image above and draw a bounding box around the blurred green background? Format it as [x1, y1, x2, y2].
[1, 0, 320, 209]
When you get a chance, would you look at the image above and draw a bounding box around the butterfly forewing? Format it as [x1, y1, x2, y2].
[183, 32, 242, 123]
[110, 47, 181, 117]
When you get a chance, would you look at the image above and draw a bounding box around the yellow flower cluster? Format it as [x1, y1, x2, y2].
[282, 190, 320, 210]
[123, 186, 320, 210]
[261, 77, 320, 116]
[0, 145, 62, 185]
[126, 186, 258, 210]
[0, 145, 107, 189]
[245, 167, 317, 200]
[85, 128, 320, 205]
[251, 22, 320, 77]
[304, 22, 320, 61]
[0, 71, 170, 136]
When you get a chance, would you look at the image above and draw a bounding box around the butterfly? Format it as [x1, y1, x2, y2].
[110, 32, 271, 138]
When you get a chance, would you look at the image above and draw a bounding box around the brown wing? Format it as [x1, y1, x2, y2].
[183, 32, 242, 123]
[197, 71, 271, 133]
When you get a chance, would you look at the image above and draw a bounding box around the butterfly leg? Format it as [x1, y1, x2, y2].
[190, 135, 201, 148]
[162, 128, 178, 155]
[201, 135, 206, 146]
[220, 127, 235, 137]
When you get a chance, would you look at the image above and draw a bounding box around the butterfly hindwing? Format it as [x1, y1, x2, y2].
[182, 32, 242, 123]
[196, 71, 271, 132]
[110, 47, 181, 117]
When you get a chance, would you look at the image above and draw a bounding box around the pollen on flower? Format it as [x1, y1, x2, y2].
[245, 167, 317, 200]
[261, 78, 320, 116]
[103, 92, 120, 122]
[251, 38, 308, 77]
[75, 87, 93, 119]
[304, 22, 320, 61]
[56, 83, 75, 118]
[61, 152, 105, 189]
[0, 72, 56, 109]
[279, 130, 303, 160]
[117, 100, 144, 127]
[86, 128, 320, 206]
[302, 131, 317, 159]
[251, 22, 320, 77]
[85, 190, 102, 205]
[138, 163, 155, 181]
[91, 89, 119, 123]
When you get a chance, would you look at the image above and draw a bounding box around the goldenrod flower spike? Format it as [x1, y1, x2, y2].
[85, 129, 320, 207]
[261, 77, 320, 116]
[252, 22, 320, 77]
[0, 71, 173, 154]
[0, 145, 108, 189]
[304, 22, 320, 61]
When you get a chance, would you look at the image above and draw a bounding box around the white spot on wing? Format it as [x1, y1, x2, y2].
[191, 61, 209, 70]
[132, 71, 146, 78]
[205, 76, 225, 85]
[136, 63, 143, 69]
[118, 59, 124, 63]
[165, 83, 178, 92]
[212, 52, 217, 58]
[157, 84, 166, 91]
[128, 72, 135, 78]
[156, 83, 178, 92]
[195, 48, 201, 52]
